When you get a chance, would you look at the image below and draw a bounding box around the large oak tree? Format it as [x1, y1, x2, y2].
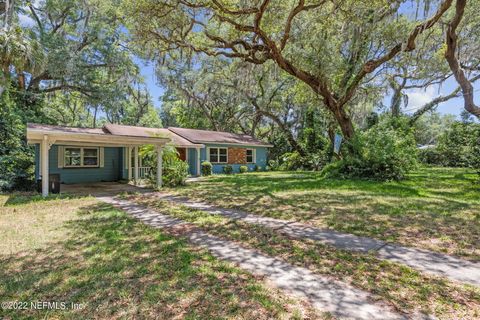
[126, 0, 454, 140]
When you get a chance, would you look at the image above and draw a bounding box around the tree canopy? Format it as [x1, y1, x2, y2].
[124, 0, 479, 140]
[1, 0, 480, 189]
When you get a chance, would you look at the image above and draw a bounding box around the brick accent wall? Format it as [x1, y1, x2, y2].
[228, 148, 246, 164]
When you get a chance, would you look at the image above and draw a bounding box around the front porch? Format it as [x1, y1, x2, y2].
[27, 124, 170, 197]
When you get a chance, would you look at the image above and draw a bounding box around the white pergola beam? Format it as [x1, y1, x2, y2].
[196, 147, 201, 176]
[134, 146, 139, 185]
[156, 146, 163, 188]
[127, 146, 132, 181]
[41, 135, 50, 197]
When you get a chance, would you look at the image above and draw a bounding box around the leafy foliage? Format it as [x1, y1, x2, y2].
[161, 159, 189, 187]
[413, 112, 456, 146]
[201, 161, 213, 176]
[267, 159, 280, 171]
[420, 122, 480, 171]
[239, 166, 248, 174]
[142, 144, 189, 187]
[322, 117, 418, 181]
[222, 165, 233, 175]
[278, 152, 304, 171]
[0, 87, 45, 191]
[126, 0, 458, 139]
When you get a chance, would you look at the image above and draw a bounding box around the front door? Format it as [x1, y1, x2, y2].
[176, 148, 187, 161]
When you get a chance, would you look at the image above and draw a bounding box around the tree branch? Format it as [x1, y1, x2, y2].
[40, 84, 94, 97]
[339, 0, 454, 107]
[211, 0, 259, 15]
[445, 0, 480, 118]
[409, 74, 480, 123]
[28, 5, 44, 34]
[280, 0, 326, 51]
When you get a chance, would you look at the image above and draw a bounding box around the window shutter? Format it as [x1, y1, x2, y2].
[99, 147, 105, 168]
[57, 146, 64, 168]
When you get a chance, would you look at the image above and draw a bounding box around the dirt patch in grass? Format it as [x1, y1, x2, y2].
[132, 195, 480, 320]
[0, 194, 324, 319]
[167, 167, 480, 260]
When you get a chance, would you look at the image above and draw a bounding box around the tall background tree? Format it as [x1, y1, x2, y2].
[0, 0, 162, 190]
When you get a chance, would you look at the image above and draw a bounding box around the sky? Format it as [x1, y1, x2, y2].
[385, 78, 480, 118]
[136, 59, 165, 109]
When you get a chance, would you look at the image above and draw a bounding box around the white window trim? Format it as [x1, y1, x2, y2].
[246, 148, 256, 164]
[208, 147, 228, 164]
[64, 147, 100, 168]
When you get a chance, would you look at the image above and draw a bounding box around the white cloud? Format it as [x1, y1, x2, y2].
[404, 86, 437, 113]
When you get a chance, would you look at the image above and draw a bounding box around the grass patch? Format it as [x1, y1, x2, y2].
[0, 193, 97, 255]
[0, 194, 321, 319]
[167, 167, 480, 260]
[132, 195, 480, 320]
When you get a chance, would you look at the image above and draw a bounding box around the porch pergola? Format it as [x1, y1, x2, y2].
[27, 124, 170, 197]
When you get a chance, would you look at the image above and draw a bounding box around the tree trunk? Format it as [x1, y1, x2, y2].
[93, 106, 98, 127]
[17, 72, 25, 90]
[333, 106, 355, 140]
[390, 86, 403, 117]
[3, 0, 14, 29]
[444, 0, 480, 119]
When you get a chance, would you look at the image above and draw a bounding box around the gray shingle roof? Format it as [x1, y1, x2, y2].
[103, 124, 202, 147]
[168, 127, 273, 147]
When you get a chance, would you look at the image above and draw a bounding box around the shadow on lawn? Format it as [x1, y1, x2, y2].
[3, 192, 88, 206]
[0, 202, 288, 319]
[175, 169, 480, 260]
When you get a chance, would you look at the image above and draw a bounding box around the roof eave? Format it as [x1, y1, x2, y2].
[171, 143, 205, 148]
[27, 128, 171, 146]
[193, 141, 273, 148]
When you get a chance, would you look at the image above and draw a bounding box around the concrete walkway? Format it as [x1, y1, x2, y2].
[99, 196, 407, 320]
[156, 193, 480, 287]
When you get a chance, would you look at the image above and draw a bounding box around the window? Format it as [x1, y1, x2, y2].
[83, 148, 99, 166]
[209, 147, 227, 163]
[246, 149, 255, 163]
[64, 147, 99, 167]
[64, 148, 81, 166]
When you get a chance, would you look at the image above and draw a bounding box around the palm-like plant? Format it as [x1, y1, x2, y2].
[0, 26, 44, 92]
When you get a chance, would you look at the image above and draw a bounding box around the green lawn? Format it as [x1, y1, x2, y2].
[129, 196, 480, 319]
[0, 194, 320, 319]
[169, 167, 480, 260]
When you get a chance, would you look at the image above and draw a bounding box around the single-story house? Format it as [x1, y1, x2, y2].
[26, 123, 272, 196]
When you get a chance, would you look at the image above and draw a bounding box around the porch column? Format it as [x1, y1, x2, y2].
[134, 146, 139, 185]
[41, 135, 50, 197]
[127, 146, 132, 181]
[156, 146, 163, 188]
[196, 147, 201, 176]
